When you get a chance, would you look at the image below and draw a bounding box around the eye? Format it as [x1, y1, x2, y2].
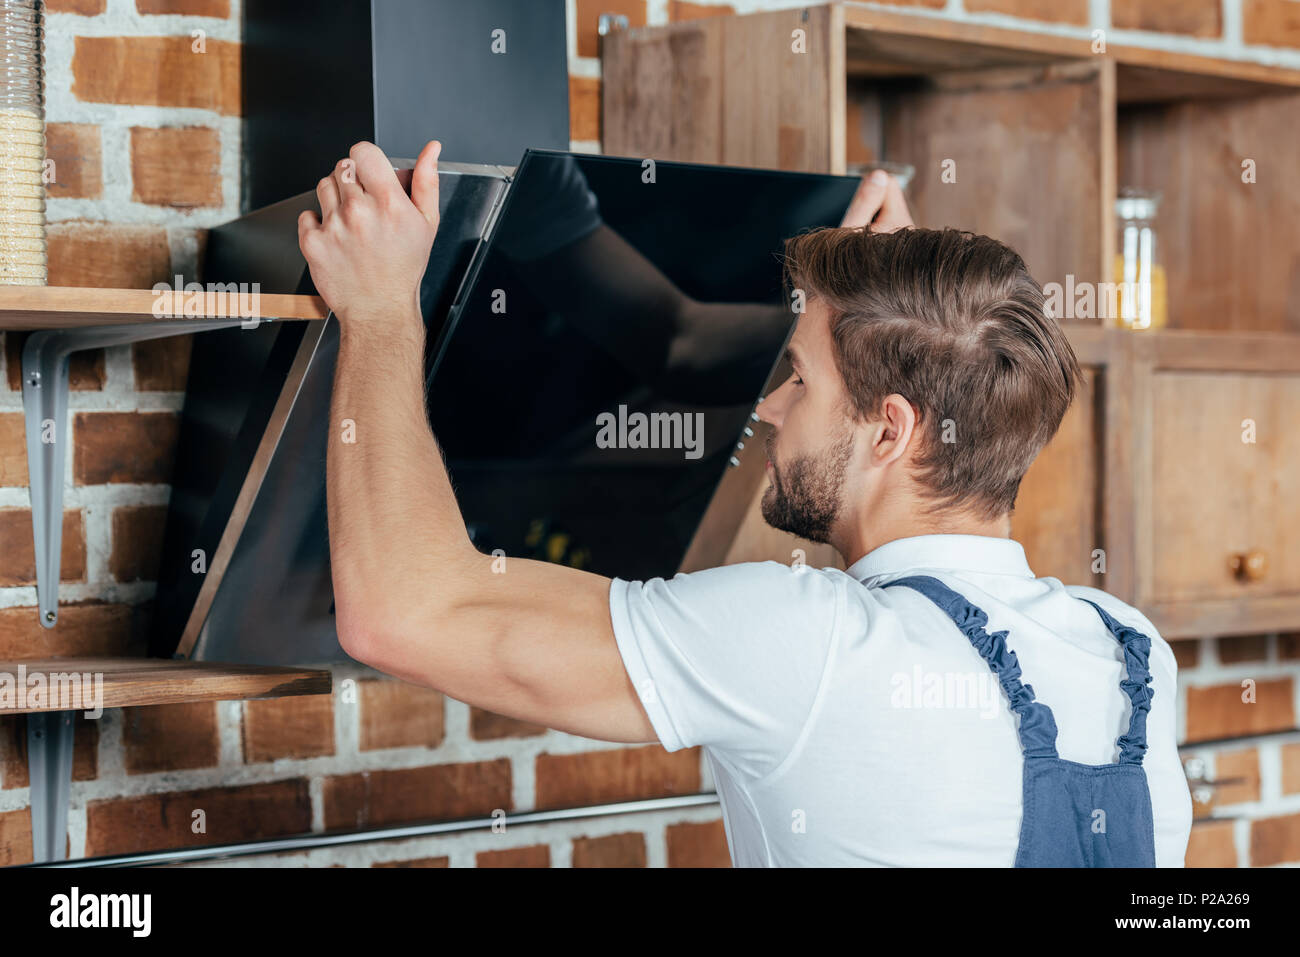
[793, 376, 804, 386]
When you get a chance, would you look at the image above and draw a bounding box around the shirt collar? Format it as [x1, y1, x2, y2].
[845, 534, 1035, 585]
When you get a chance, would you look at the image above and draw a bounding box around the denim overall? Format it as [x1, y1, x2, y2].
[886, 574, 1158, 867]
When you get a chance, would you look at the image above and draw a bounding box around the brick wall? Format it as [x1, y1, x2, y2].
[0, 0, 1298, 868]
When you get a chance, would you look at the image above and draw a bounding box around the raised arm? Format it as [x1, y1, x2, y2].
[297, 140, 657, 744]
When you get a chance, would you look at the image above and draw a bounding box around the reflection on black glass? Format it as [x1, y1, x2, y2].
[425, 152, 857, 580]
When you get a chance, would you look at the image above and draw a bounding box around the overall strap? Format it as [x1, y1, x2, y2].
[886, 575, 1059, 759]
[1078, 599, 1155, 766]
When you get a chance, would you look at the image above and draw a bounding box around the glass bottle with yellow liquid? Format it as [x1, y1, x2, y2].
[1113, 190, 1167, 330]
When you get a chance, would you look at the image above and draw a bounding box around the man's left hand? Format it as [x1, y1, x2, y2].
[840, 168, 914, 232]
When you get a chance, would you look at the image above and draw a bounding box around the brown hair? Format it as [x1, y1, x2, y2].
[782, 226, 1082, 520]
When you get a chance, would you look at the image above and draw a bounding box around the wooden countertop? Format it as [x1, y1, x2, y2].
[0, 658, 331, 714]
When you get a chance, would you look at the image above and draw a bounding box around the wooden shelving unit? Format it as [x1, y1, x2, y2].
[1, 657, 330, 865]
[0, 285, 328, 630]
[602, 2, 1300, 639]
[0, 287, 334, 865]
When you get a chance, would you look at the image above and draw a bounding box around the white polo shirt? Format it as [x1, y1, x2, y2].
[609, 534, 1193, 867]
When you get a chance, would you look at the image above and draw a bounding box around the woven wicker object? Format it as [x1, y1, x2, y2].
[0, 1, 46, 285]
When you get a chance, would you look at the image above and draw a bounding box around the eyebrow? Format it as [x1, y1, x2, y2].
[784, 346, 802, 369]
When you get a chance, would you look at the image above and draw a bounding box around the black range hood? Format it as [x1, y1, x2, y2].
[151, 151, 860, 665]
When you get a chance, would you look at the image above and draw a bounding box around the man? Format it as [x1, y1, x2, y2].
[298, 140, 1192, 867]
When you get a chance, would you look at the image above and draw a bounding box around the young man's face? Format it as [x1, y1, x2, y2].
[756, 298, 860, 545]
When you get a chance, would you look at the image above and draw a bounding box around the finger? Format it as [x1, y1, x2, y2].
[349, 140, 403, 199]
[297, 209, 320, 247]
[873, 176, 914, 233]
[410, 140, 441, 227]
[333, 157, 362, 204]
[843, 170, 889, 228]
[316, 175, 339, 221]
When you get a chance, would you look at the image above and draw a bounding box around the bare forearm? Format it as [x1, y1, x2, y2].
[327, 313, 476, 644]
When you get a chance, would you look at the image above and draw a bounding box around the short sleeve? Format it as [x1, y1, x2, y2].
[493, 154, 603, 262]
[609, 560, 842, 779]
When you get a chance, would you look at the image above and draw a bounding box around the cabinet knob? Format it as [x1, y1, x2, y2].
[1229, 550, 1268, 582]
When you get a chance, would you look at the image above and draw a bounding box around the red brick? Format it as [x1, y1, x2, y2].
[1214, 747, 1259, 804]
[575, 0, 646, 58]
[45, 123, 102, 199]
[1251, 810, 1300, 867]
[373, 856, 449, 867]
[1186, 818, 1236, 867]
[476, 843, 550, 867]
[47, 221, 171, 289]
[1217, 634, 1269, 664]
[1, 712, 99, 789]
[569, 76, 600, 143]
[572, 831, 646, 867]
[0, 808, 33, 866]
[243, 694, 335, 762]
[1244, 0, 1300, 49]
[73, 412, 179, 485]
[1112, 0, 1221, 37]
[133, 336, 193, 392]
[0, 509, 86, 586]
[122, 701, 219, 773]
[468, 706, 545, 742]
[668, 2, 734, 21]
[72, 36, 240, 115]
[1184, 678, 1295, 742]
[85, 778, 311, 856]
[358, 678, 444, 751]
[0, 602, 139, 658]
[48, 0, 105, 12]
[323, 759, 512, 830]
[534, 745, 701, 810]
[5, 333, 105, 391]
[137, 0, 230, 16]
[130, 126, 222, 208]
[666, 818, 731, 867]
[110, 504, 167, 582]
[965, 0, 1088, 25]
[1282, 742, 1300, 795]
[1171, 639, 1200, 670]
[0, 413, 24, 485]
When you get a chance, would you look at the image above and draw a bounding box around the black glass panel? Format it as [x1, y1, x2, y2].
[427, 149, 860, 581]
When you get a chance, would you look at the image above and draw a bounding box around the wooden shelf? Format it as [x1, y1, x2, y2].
[838, 2, 1300, 101]
[0, 658, 331, 714]
[0, 285, 327, 330]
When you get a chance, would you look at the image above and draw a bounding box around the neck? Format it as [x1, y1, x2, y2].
[833, 498, 1012, 568]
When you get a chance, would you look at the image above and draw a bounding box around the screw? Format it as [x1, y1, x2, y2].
[44, 611, 55, 623]
[27, 372, 40, 387]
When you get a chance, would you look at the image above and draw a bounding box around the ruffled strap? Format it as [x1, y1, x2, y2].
[887, 575, 1059, 759]
[1079, 600, 1154, 766]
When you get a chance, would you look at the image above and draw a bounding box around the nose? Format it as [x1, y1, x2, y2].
[756, 375, 794, 429]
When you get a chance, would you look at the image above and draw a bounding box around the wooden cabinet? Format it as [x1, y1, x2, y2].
[606, 4, 1300, 638]
[1128, 332, 1300, 637]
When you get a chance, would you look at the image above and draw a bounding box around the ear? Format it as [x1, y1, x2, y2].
[872, 394, 919, 466]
